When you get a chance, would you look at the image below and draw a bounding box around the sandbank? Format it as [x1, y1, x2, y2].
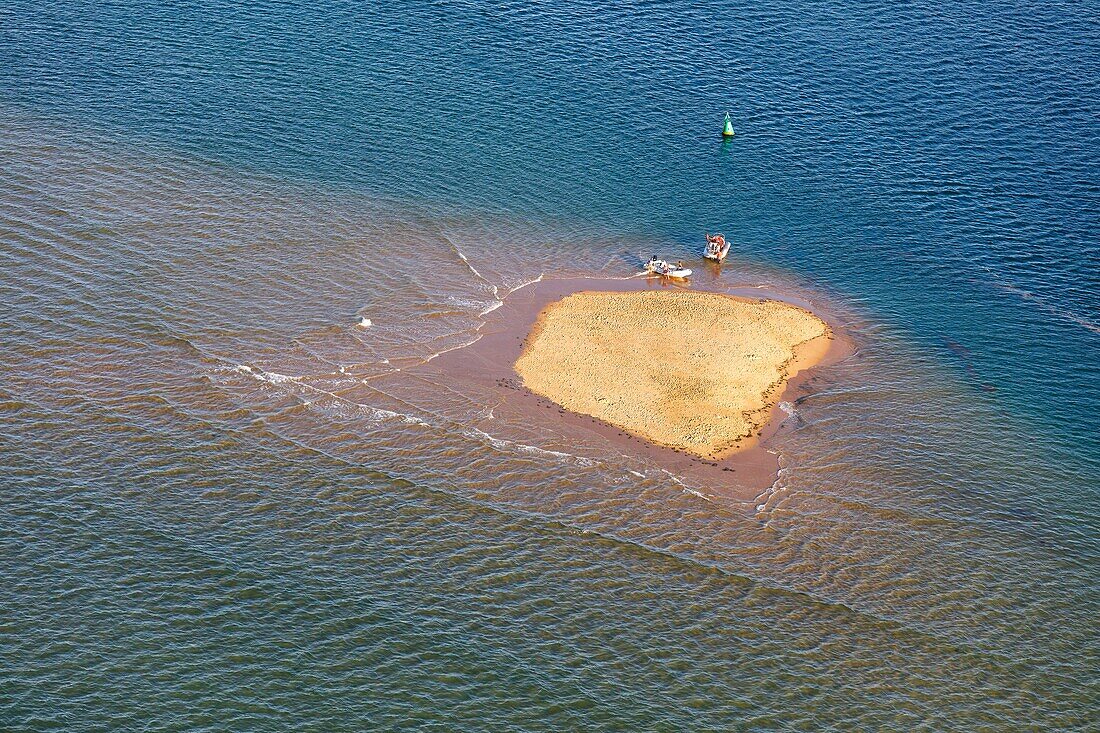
[424, 276, 850, 503]
[514, 290, 831, 460]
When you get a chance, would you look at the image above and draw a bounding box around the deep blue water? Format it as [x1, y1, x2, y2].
[1, 1, 1098, 730]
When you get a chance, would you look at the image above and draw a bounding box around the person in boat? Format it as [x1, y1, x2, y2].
[705, 233, 727, 257]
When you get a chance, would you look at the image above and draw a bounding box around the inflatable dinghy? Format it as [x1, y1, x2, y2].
[644, 259, 692, 279]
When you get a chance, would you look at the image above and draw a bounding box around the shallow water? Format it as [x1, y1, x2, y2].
[1, 1, 1098, 730]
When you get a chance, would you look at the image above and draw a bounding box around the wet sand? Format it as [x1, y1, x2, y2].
[515, 290, 831, 461]
[427, 276, 851, 503]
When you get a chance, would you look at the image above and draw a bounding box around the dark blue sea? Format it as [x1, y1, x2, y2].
[1, 1, 1097, 729]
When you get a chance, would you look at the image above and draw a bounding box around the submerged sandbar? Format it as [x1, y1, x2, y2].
[514, 290, 831, 460]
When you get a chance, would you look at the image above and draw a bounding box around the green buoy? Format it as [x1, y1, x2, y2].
[722, 112, 735, 138]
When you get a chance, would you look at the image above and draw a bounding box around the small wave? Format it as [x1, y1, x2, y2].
[480, 272, 545, 314]
[447, 296, 494, 311]
[479, 300, 503, 316]
[231, 364, 430, 426]
[504, 273, 544, 295]
[658, 469, 714, 503]
[751, 467, 790, 516]
[467, 426, 596, 467]
[682, 486, 713, 502]
[446, 236, 502, 303]
[234, 364, 296, 385]
[420, 333, 484, 364]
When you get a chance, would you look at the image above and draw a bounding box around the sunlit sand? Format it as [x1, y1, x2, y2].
[514, 290, 831, 459]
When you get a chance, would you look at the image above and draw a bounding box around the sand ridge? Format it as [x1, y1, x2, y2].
[513, 289, 831, 459]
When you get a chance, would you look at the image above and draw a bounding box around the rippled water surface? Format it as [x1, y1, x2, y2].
[1, 1, 1098, 730]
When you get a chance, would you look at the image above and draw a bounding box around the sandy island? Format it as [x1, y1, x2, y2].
[514, 290, 832, 460]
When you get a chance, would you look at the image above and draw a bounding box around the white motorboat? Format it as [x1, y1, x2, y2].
[704, 234, 730, 261]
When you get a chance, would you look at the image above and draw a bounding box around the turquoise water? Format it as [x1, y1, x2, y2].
[1, 1, 1098, 730]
